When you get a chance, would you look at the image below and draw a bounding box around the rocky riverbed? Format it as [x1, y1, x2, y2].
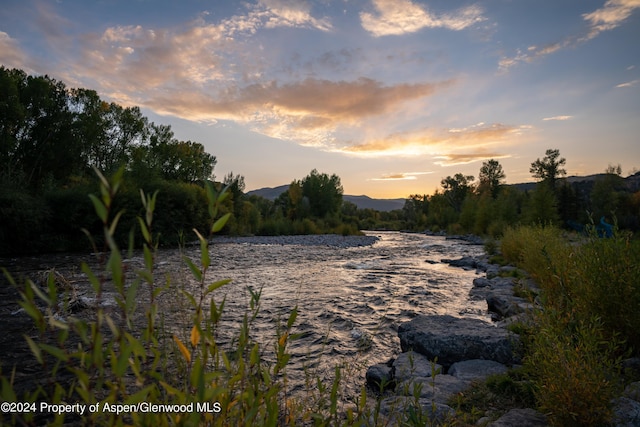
[366, 250, 640, 426]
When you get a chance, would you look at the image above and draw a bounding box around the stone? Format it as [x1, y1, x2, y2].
[377, 396, 455, 425]
[448, 359, 509, 382]
[396, 374, 468, 404]
[366, 363, 394, 391]
[397, 315, 520, 369]
[442, 256, 478, 270]
[487, 408, 548, 426]
[625, 382, 640, 402]
[612, 397, 640, 427]
[392, 350, 442, 383]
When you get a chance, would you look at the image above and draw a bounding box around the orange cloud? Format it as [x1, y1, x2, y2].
[370, 172, 433, 181]
[339, 123, 526, 160]
[144, 77, 454, 146]
[360, 0, 485, 37]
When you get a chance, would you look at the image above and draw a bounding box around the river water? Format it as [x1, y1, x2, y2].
[175, 231, 490, 396]
[1, 231, 489, 401]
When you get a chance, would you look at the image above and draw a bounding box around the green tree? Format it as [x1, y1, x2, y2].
[530, 148, 566, 191]
[478, 159, 506, 198]
[591, 164, 625, 222]
[301, 169, 343, 218]
[441, 173, 475, 213]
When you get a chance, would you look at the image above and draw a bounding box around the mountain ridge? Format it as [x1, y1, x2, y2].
[246, 173, 640, 213]
[245, 185, 406, 212]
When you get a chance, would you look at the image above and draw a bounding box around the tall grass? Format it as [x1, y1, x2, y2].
[501, 224, 639, 426]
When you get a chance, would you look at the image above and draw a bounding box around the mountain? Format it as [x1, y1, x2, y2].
[510, 173, 640, 192]
[245, 186, 406, 212]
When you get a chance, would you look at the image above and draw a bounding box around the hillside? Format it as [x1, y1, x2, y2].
[509, 172, 640, 192]
[246, 186, 406, 212]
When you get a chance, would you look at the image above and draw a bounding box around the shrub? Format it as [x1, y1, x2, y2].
[525, 311, 623, 426]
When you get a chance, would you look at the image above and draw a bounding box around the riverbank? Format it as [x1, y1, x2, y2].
[366, 228, 640, 426]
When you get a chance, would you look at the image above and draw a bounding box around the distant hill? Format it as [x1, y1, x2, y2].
[246, 186, 406, 212]
[510, 173, 640, 192]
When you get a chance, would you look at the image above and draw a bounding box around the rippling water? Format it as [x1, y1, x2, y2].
[177, 231, 490, 395]
[1, 231, 489, 400]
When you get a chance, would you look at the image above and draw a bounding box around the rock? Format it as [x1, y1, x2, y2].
[377, 396, 455, 425]
[625, 382, 640, 402]
[487, 408, 548, 426]
[623, 358, 640, 381]
[397, 315, 520, 369]
[448, 359, 509, 382]
[442, 256, 478, 270]
[486, 293, 529, 319]
[396, 375, 468, 404]
[612, 397, 640, 427]
[392, 351, 442, 383]
[366, 362, 394, 391]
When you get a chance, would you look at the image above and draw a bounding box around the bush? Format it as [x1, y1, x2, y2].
[525, 311, 623, 426]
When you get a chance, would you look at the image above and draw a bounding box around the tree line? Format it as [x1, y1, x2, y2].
[0, 68, 358, 255]
[400, 149, 640, 236]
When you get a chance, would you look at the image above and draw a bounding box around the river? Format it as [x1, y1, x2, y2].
[1, 231, 489, 402]
[174, 231, 490, 396]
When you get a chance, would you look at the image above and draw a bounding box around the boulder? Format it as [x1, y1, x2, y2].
[396, 375, 468, 404]
[488, 408, 548, 426]
[377, 396, 455, 425]
[612, 397, 640, 427]
[397, 315, 520, 368]
[441, 256, 478, 270]
[448, 359, 509, 382]
[486, 293, 530, 319]
[392, 350, 442, 383]
[366, 362, 394, 391]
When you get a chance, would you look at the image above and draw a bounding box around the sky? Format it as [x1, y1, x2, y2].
[1, 0, 639, 198]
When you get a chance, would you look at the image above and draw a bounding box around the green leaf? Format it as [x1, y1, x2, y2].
[211, 212, 231, 234]
[89, 194, 108, 223]
[183, 257, 202, 282]
[81, 263, 101, 294]
[138, 217, 151, 243]
[193, 229, 210, 270]
[24, 335, 43, 364]
[108, 209, 125, 237]
[40, 343, 69, 362]
[206, 278, 231, 295]
[287, 306, 298, 329]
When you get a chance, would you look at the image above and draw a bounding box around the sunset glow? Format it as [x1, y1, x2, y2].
[1, 0, 639, 198]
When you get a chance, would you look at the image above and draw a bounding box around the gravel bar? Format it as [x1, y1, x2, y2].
[210, 234, 379, 248]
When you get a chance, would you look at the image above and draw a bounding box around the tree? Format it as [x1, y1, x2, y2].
[530, 148, 566, 191]
[478, 159, 506, 198]
[441, 173, 475, 212]
[301, 169, 343, 218]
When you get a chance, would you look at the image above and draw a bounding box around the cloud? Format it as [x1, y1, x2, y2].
[258, 0, 332, 31]
[582, 0, 640, 38]
[360, 0, 485, 37]
[0, 32, 31, 70]
[499, 0, 640, 71]
[543, 115, 573, 121]
[143, 77, 453, 146]
[616, 79, 639, 88]
[371, 172, 433, 181]
[339, 123, 527, 159]
[433, 152, 510, 166]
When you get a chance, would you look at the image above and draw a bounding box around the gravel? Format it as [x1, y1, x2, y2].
[210, 234, 379, 248]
